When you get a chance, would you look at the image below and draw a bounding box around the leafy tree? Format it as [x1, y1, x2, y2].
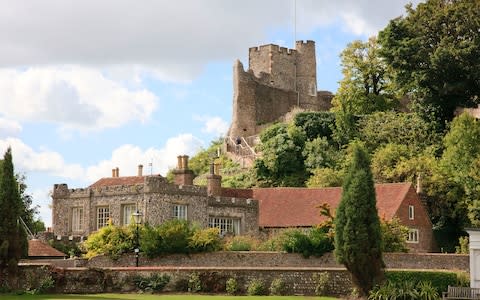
[334, 143, 384, 296]
[381, 217, 409, 253]
[0, 148, 27, 273]
[303, 137, 340, 172]
[254, 123, 308, 187]
[306, 167, 344, 188]
[359, 112, 441, 153]
[293, 111, 336, 141]
[332, 37, 398, 115]
[378, 0, 480, 128]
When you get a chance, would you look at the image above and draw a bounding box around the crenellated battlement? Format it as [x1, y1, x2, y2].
[249, 44, 296, 55]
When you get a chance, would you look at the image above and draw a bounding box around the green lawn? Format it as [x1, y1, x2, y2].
[0, 294, 335, 300]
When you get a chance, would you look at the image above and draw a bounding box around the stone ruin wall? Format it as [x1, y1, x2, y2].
[229, 40, 333, 138]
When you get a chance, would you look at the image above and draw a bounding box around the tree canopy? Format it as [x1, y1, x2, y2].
[378, 0, 480, 128]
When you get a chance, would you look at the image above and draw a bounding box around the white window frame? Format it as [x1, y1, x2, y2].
[71, 207, 84, 232]
[122, 204, 137, 225]
[408, 205, 415, 220]
[407, 228, 419, 243]
[96, 206, 110, 230]
[173, 204, 188, 220]
[208, 217, 240, 235]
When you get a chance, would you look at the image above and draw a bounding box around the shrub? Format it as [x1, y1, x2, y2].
[157, 220, 194, 254]
[386, 270, 459, 295]
[455, 236, 469, 254]
[381, 217, 409, 252]
[247, 278, 266, 296]
[173, 278, 189, 292]
[269, 278, 287, 295]
[369, 280, 438, 300]
[225, 235, 257, 251]
[189, 227, 222, 252]
[188, 272, 202, 293]
[280, 227, 333, 258]
[226, 278, 238, 295]
[455, 271, 470, 287]
[133, 274, 170, 292]
[83, 223, 135, 259]
[313, 272, 330, 296]
[140, 224, 163, 258]
[281, 229, 312, 257]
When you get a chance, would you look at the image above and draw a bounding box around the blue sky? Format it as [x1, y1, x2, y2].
[0, 0, 421, 227]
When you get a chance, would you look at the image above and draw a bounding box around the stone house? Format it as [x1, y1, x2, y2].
[51, 156, 259, 238]
[222, 182, 435, 253]
[52, 155, 434, 252]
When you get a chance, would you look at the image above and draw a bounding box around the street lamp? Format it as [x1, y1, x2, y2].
[132, 209, 143, 267]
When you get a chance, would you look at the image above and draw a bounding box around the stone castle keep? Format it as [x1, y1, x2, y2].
[228, 40, 333, 138]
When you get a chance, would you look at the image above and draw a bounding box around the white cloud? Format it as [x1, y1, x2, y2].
[194, 115, 229, 137]
[0, 1, 421, 80]
[86, 134, 204, 181]
[0, 118, 22, 137]
[0, 66, 158, 132]
[31, 187, 53, 228]
[0, 138, 84, 180]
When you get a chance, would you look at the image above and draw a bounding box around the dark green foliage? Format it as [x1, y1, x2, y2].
[378, 0, 480, 128]
[385, 270, 462, 295]
[156, 219, 194, 254]
[255, 123, 308, 187]
[280, 227, 333, 258]
[293, 111, 336, 141]
[133, 273, 170, 293]
[334, 143, 384, 296]
[0, 148, 27, 271]
[359, 112, 440, 153]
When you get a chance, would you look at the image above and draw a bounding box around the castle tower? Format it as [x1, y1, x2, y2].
[228, 40, 331, 140]
[295, 40, 318, 109]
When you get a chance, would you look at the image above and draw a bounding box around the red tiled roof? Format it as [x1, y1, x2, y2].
[254, 182, 413, 227]
[28, 239, 65, 258]
[221, 188, 254, 198]
[89, 176, 146, 188]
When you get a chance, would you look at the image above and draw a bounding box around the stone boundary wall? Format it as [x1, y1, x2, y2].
[18, 264, 352, 296]
[74, 252, 468, 271]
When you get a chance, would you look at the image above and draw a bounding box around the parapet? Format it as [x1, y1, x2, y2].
[208, 196, 258, 208]
[249, 44, 295, 55]
[52, 184, 92, 198]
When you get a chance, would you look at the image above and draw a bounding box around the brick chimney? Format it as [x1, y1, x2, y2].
[115, 167, 120, 177]
[207, 162, 222, 197]
[173, 155, 194, 185]
[138, 164, 143, 177]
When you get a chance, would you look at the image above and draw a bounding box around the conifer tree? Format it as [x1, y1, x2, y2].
[334, 143, 384, 296]
[0, 148, 26, 272]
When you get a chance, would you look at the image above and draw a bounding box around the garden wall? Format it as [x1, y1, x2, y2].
[74, 252, 468, 271]
[18, 264, 353, 296]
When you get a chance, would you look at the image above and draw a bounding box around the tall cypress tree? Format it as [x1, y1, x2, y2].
[0, 148, 26, 273]
[334, 143, 384, 296]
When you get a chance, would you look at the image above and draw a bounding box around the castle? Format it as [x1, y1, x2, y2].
[228, 40, 333, 139]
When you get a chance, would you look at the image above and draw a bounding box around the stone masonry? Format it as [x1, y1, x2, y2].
[228, 40, 333, 139]
[51, 157, 258, 238]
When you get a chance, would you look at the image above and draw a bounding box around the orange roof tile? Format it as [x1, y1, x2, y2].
[253, 182, 412, 227]
[89, 176, 146, 188]
[28, 239, 65, 258]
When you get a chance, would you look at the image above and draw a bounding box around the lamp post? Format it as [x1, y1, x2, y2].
[132, 209, 143, 267]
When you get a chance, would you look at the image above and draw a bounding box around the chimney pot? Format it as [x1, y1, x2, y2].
[115, 167, 119, 178]
[112, 169, 116, 178]
[177, 156, 183, 169]
[182, 155, 189, 170]
[138, 164, 143, 177]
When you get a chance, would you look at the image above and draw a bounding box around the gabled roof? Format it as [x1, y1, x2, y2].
[28, 239, 65, 258]
[253, 182, 413, 228]
[89, 176, 146, 188]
